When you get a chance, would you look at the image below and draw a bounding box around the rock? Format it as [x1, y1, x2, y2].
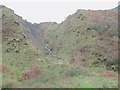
[11, 46, 16, 50]
[38, 59, 41, 61]
[14, 38, 21, 42]
[56, 60, 63, 65]
[37, 59, 43, 62]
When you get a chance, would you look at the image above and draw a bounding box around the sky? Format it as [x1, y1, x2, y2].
[0, 0, 119, 23]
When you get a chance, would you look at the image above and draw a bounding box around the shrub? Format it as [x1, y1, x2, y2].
[65, 67, 81, 77]
[106, 59, 118, 71]
[91, 26, 99, 32]
[22, 64, 42, 80]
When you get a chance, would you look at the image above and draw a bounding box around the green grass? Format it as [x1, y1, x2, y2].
[2, 39, 118, 88]
[8, 54, 117, 88]
[2, 35, 41, 88]
[1, 6, 118, 88]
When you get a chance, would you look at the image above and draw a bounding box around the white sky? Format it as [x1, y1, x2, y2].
[0, 0, 119, 23]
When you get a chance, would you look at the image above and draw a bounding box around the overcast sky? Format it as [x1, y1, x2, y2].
[1, 0, 119, 23]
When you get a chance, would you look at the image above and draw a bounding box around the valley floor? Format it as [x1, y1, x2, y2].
[2, 55, 118, 88]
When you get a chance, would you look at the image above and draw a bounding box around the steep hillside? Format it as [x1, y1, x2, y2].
[42, 9, 118, 71]
[1, 5, 118, 88]
[114, 5, 120, 10]
[1, 5, 42, 88]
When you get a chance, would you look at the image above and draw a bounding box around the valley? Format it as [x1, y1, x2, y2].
[0, 5, 119, 88]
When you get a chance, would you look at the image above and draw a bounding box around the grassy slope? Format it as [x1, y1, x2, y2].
[43, 9, 118, 70]
[2, 6, 41, 88]
[17, 10, 118, 88]
[1, 6, 118, 88]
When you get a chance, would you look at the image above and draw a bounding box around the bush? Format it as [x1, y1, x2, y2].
[65, 67, 81, 77]
[22, 64, 42, 80]
[91, 26, 99, 32]
[106, 59, 118, 71]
